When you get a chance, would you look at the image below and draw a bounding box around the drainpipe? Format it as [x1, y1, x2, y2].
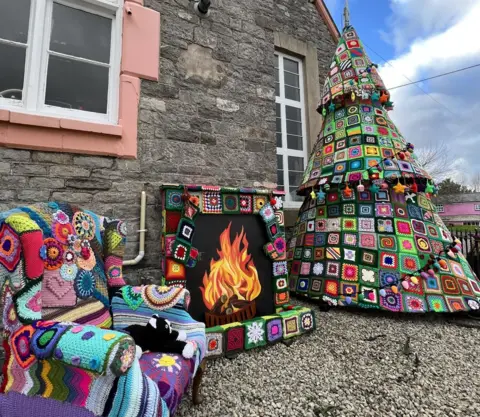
[123, 191, 147, 266]
[194, 0, 211, 17]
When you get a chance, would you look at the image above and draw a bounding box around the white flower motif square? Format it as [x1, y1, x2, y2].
[361, 268, 376, 283]
[327, 218, 341, 232]
[247, 322, 265, 345]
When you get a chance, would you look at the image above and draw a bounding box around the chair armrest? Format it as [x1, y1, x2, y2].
[103, 218, 127, 288]
[29, 321, 136, 376]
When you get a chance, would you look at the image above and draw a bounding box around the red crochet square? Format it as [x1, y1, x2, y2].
[226, 327, 244, 352]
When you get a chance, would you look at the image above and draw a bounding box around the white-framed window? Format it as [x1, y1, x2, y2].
[474, 204, 480, 211]
[436, 204, 444, 213]
[275, 52, 308, 206]
[0, 0, 123, 124]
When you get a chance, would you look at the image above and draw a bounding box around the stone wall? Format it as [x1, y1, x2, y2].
[0, 0, 336, 284]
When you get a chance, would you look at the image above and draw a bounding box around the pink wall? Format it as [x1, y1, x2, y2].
[439, 202, 480, 216]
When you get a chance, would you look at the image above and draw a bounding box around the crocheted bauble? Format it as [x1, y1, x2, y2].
[141, 285, 186, 310]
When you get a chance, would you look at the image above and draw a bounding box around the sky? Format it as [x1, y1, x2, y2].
[323, 0, 480, 185]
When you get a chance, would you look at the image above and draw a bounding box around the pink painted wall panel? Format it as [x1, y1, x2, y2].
[441, 202, 480, 215]
[122, 2, 160, 81]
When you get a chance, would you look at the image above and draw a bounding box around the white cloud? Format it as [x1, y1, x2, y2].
[376, 1, 480, 185]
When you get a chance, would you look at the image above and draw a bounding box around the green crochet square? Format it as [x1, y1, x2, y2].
[243, 318, 267, 350]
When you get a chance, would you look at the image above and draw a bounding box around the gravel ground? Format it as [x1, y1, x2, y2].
[176, 299, 480, 417]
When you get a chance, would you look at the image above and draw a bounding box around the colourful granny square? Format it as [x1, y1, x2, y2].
[400, 254, 420, 273]
[378, 235, 397, 252]
[165, 189, 183, 211]
[414, 235, 431, 253]
[395, 219, 412, 236]
[342, 263, 359, 281]
[239, 195, 253, 213]
[342, 218, 357, 231]
[205, 327, 225, 359]
[326, 261, 341, 278]
[203, 192, 222, 213]
[359, 233, 377, 249]
[223, 194, 240, 214]
[266, 317, 283, 344]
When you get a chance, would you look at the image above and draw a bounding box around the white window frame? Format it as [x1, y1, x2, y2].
[474, 204, 480, 211]
[0, 0, 123, 124]
[275, 51, 308, 208]
[436, 204, 444, 213]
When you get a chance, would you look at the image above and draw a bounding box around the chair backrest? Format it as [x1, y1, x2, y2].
[0, 202, 127, 329]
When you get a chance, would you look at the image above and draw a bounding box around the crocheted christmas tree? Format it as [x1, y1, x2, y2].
[287, 24, 480, 313]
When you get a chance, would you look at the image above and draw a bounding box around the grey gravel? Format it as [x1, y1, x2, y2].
[177, 300, 480, 417]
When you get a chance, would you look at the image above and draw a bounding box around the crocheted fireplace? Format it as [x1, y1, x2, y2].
[160, 185, 316, 358]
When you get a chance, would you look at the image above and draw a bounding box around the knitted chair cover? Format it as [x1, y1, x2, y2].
[0, 203, 167, 417]
[112, 286, 206, 415]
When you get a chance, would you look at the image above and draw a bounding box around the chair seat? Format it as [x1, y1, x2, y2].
[139, 352, 195, 416]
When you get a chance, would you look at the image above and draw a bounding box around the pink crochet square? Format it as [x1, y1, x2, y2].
[42, 270, 77, 308]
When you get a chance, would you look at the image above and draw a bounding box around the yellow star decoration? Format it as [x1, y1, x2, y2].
[393, 181, 407, 194]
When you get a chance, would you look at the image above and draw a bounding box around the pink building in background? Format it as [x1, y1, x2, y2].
[434, 193, 480, 226]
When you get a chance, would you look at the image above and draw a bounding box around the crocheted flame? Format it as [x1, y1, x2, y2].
[201, 222, 261, 314]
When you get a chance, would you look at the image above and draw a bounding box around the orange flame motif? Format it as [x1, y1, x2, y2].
[200, 222, 261, 314]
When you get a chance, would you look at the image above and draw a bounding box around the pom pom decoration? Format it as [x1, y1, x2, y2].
[391, 285, 399, 294]
[322, 107, 327, 116]
[379, 289, 386, 297]
[398, 152, 406, 160]
[371, 91, 380, 101]
[402, 281, 410, 290]
[410, 182, 418, 193]
[369, 184, 380, 194]
[345, 296, 352, 305]
[310, 189, 316, 199]
[357, 183, 365, 192]
[380, 182, 389, 190]
[425, 182, 435, 194]
[351, 91, 356, 101]
[324, 184, 330, 191]
[420, 271, 429, 280]
[344, 184, 353, 197]
[438, 259, 448, 269]
[411, 277, 419, 285]
[270, 198, 277, 206]
[317, 188, 326, 201]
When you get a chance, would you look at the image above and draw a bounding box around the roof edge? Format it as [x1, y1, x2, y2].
[314, 0, 341, 42]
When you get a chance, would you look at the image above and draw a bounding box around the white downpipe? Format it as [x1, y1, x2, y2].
[123, 191, 147, 266]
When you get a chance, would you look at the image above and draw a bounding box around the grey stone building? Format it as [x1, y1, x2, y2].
[0, 0, 338, 283]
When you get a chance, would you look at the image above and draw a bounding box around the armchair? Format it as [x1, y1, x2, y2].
[0, 202, 205, 417]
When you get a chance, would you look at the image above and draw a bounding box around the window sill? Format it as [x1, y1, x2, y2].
[2, 109, 123, 137]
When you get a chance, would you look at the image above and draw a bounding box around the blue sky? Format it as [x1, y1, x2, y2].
[324, 0, 480, 185]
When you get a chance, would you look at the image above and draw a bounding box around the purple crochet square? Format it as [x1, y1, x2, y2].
[266, 318, 283, 343]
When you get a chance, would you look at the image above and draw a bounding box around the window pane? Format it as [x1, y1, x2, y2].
[289, 170, 304, 187]
[285, 85, 300, 101]
[274, 54, 279, 68]
[0, 43, 26, 100]
[0, 0, 31, 44]
[276, 133, 282, 147]
[288, 156, 304, 172]
[277, 154, 283, 170]
[287, 120, 302, 136]
[287, 135, 303, 151]
[51, 3, 112, 63]
[289, 188, 302, 202]
[284, 72, 299, 88]
[277, 171, 284, 189]
[45, 55, 109, 113]
[275, 117, 281, 133]
[286, 106, 301, 121]
[284, 58, 298, 74]
[275, 82, 280, 97]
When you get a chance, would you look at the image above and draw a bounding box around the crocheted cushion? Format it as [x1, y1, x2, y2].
[115, 285, 190, 313]
[139, 351, 195, 416]
[28, 321, 136, 376]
